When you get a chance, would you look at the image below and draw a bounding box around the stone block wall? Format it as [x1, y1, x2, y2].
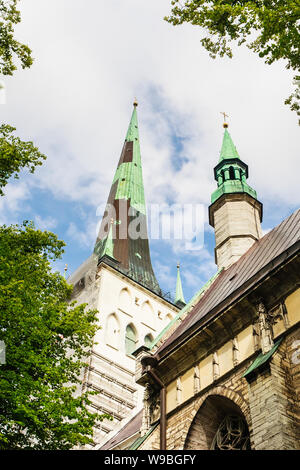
[140, 328, 300, 450]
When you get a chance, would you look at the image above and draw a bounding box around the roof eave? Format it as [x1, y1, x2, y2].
[155, 240, 300, 364]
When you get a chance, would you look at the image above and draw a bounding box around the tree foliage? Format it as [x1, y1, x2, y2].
[0, 0, 33, 75]
[0, 124, 46, 196]
[0, 222, 110, 449]
[165, 0, 300, 122]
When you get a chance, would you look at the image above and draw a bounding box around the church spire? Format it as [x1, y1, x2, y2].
[219, 128, 240, 162]
[211, 124, 258, 205]
[94, 101, 161, 295]
[209, 122, 263, 270]
[174, 263, 186, 308]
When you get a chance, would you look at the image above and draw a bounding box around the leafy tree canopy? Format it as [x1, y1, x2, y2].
[0, 0, 33, 75]
[165, 0, 300, 122]
[0, 222, 110, 449]
[0, 124, 46, 196]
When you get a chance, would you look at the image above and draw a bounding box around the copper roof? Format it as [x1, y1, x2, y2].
[94, 105, 162, 296]
[100, 410, 142, 450]
[156, 208, 300, 358]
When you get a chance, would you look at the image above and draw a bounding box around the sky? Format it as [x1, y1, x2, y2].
[1, 0, 299, 303]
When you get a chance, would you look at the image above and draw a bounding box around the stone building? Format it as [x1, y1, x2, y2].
[68, 102, 179, 448]
[101, 121, 300, 451]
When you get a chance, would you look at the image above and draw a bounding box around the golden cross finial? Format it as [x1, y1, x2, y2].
[220, 111, 229, 128]
[177, 262, 180, 270]
[133, 97, 138, 107]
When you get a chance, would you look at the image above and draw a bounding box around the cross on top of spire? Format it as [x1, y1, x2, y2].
[220, 111, 229, 128]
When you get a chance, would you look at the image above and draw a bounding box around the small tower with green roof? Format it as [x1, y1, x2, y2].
[174, 263, 186, 309]
[209, 120, 263, 270]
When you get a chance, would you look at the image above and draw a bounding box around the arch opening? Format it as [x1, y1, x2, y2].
[125, 323, 138, 355]
[144, 333, 154, 348]
[184, 395, 250, 450]
[229, 166, 235, 180]
[119, 288, 132, 313]
[105, 313, 120, 350]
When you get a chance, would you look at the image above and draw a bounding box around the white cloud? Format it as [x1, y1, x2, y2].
[0, 182, 30, 223]
[1, 1, 298, 298]
[34, 215, 57, 231]
[66, 216, 98, 250]
[0, 0, 297, 216]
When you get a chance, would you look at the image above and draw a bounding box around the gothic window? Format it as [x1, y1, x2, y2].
[144, 334, 154, 348]
[125, 324, 138, 355]
[119, 288, 132, 313]
[210, 415, 250, 450]
[105, 313, 120, 350]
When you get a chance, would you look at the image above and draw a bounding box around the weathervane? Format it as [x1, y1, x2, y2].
[220, 111, 229, 128]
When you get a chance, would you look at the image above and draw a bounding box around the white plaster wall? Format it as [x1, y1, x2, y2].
[70, 260, 178, 447]
[94, 266, 177, 371]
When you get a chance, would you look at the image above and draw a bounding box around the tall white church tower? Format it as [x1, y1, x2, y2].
[68, 101, 179, 447]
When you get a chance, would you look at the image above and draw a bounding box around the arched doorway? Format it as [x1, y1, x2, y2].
[184, 395, 250, 450]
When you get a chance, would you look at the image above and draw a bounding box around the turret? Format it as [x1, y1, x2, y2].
[209, 121, 263, 270]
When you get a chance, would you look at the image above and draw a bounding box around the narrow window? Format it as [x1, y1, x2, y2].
[144, 334, 153, 348]
[125, 324, 137, 355]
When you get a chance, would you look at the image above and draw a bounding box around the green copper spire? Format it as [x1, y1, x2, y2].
[219, 128, 240, 162]
[211, 124, 258, 204]
[94, 100, 162, 296]
[112, 101, 146, 214]
[103, 220, 115, 259]
[174, 263, 185, 306]
[125, 99, 139, 141]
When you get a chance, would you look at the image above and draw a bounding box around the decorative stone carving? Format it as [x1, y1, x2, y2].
[141, 384, 151, 436]
[255, 300, 274, 354]
[176, 378, 182, 405]
[194, 366, 201, 394]
[141, 382, 163, 435]
[232, 337, 240, 366]
[253, 324, 260, 351]
[269, 302, 290, 329]
[213, 352, 220, 381]
[151, 391, 161, 423]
